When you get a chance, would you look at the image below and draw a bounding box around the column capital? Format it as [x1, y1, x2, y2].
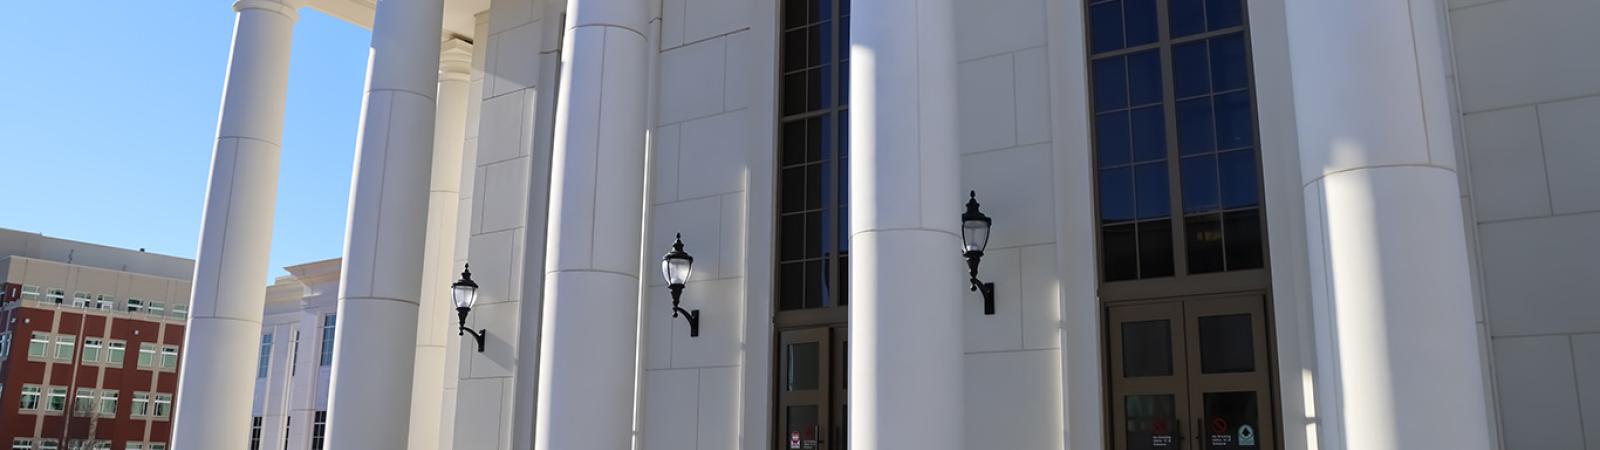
[439, 37, 473, 83]
[234, 0, 299, 21]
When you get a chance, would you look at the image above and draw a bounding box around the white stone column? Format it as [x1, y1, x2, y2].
[406, 36, 474, 450]
[172, 1, 296, 448]
[533, 0, 651, 447]
[323, 0, 445, 448]
[847, 1, 964, 450]
[1286, 1, 1491, 449]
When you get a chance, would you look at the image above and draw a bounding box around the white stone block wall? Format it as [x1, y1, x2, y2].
[952, 0, 1066, 448]
[640, 0, 752, 447]
[1446, 0, 1600, 448]
[453, 0, 551, 448]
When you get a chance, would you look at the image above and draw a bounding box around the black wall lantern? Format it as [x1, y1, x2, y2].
[661, 234, 701, 337]
[962, 191, 997, 315]
[452, 264, 487, 352]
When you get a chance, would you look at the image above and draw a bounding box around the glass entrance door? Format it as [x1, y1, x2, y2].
[777, 326, 848, 450]
[1109, 295, 1275, 450]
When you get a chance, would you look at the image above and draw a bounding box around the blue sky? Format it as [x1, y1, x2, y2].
[0, 4, 372, 279]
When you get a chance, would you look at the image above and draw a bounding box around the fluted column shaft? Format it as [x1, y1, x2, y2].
[533, 0, 652, 448]
[847, 1, 965, 450]
[324, 0, 446, 448]
[406, 36, 475, 450]
[1286, 0, 1491, 449]
[171, 1, 297, 448]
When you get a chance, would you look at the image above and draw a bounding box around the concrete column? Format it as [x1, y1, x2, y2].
[406, 36, 474, 450]
[323, 0, 445, 448]
[847, 1, 964, 450]
[533, 0, 651, 448]
[438, 12, 488, 450]
[172, 1, 296, 448]
[1285, 1, 1491, 449]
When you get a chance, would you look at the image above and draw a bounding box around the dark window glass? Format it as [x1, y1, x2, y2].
[1186, 214, 1224, 274]
[1093, 58, 1128, 112]
[787, 342, 820, 390]
[1207, 0, 1244, 32]
[1173, 41, 1210, 98]
[1224, 210, 1263, 270]
[778, 0, 848, 312]
[1130, 107, 1166, 163]
[1198, 314, 1255, 374]
[1126, 394, 1179, 450]
[1218, 149, 1257, 208]
[1121, 320, 1173, 377]
[1134, 163, 1169, 219]
[1128, 51, 1164, 106]
[1097, 112, 1131, 167]
[1203, 391, 1260, 449]
[1125, 0, 1159, 47]
[1103, 224, 1138, 281]
[1090, 1, 1125, 54]
[1211, 34, 1249, 92]
[1100, 167, 1134, 223]
[1181, 155, 1219, 213]
[1138, 220, 1175, 277]
[1214, 91, 1252, 149]
[1177, 98, 1215, 155]
[1169, 0, 1205, 37]
[787, 405, 822, 450]
[1091, 0, 1262, 281]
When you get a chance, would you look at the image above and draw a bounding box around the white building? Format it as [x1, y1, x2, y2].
[178, 0, 1600, 449]
[248, 259, 341, 450]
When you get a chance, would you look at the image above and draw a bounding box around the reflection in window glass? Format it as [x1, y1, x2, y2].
[1125, 394, 1178, 450]
[787, 343, 820, 391]
[1090, 0, 1264, 281]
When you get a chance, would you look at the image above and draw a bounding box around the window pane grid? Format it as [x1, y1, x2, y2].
[778, 0, 849, 312]
[1091, 0, 1260, 282]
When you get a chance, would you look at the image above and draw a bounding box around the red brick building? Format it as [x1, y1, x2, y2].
[0, 230, 193, 450]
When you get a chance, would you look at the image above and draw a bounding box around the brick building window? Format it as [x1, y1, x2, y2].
[73, 388, 94, 417]
[138, 343, 157, 368]
[82, 339, 102, 363]
[152, 394, 171, 419]
[46, 387, 67, 412]
[147, 303, 165, 318]
[107, 341, 126, 366]
[127, 299, 144, 314]
[98, 391, 117, 417]
[159, 346, 179, 370]
[53, 336, 73, 361]
[131, 392, 149, 417]
[11, 438, 33, 450]
[20, 385, 41, 410]
[38, 441, 57, 450]
[28, 333, 48, 359]
[71, 293, 92, 309]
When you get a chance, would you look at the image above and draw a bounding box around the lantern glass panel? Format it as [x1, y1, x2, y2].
[452, 284, 478, 309]
[662, 257, 694, 286]
[962, 219, 991, 253]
